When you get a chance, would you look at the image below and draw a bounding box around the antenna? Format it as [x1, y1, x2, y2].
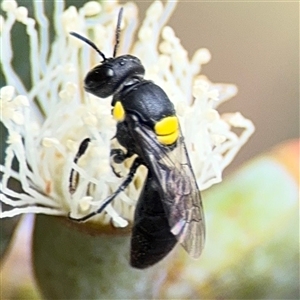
[113, 7, 123, 58]
[70, 32, 107, 61]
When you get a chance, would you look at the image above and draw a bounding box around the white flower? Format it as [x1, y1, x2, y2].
[0, 0, 254, 227]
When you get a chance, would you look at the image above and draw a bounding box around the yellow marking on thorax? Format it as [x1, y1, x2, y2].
[154, 116, 179, 145]
[113, 101, 125, 122]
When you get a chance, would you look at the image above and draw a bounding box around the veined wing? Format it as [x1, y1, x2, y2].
[129, 115, 205, 258]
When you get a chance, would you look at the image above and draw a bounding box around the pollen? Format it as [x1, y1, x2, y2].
[1, 0, 17, 12]
[83, 1, 102, 17]
[15, 6, 28, 23]
[79, 196, 93, 212]
[0, 86, 14, 101]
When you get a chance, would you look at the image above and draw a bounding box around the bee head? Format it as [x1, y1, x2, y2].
[83, 55, 145, 98]
[69, 8, 144, 98]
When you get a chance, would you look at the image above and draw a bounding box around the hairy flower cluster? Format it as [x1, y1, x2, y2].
[0, 0, 254, 227]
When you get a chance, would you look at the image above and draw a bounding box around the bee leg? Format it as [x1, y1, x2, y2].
[69, 156, 143, 222]
[69, 138, 91, 194]
[110, 148, 130, 177]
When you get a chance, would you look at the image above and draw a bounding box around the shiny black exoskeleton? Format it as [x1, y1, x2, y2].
[84, 55, 145, 98]
[69, 8, 205, 269]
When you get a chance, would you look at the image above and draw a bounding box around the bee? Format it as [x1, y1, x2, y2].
[69, 8, 205, 269]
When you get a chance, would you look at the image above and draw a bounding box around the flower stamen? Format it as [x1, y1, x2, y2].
[0, 0, 254, 227]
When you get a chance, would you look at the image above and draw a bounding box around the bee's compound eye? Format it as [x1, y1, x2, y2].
[84, 65, 117, 98]
[85, 66, 114, 85]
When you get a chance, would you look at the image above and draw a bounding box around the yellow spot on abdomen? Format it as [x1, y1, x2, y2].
[155, 116, 179, 145]
[113, 101, 125, 122]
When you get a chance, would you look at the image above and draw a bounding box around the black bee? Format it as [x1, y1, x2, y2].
[69, 8, 205, 269]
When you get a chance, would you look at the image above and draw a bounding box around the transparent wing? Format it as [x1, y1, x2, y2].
[129, 116, 205, 258]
